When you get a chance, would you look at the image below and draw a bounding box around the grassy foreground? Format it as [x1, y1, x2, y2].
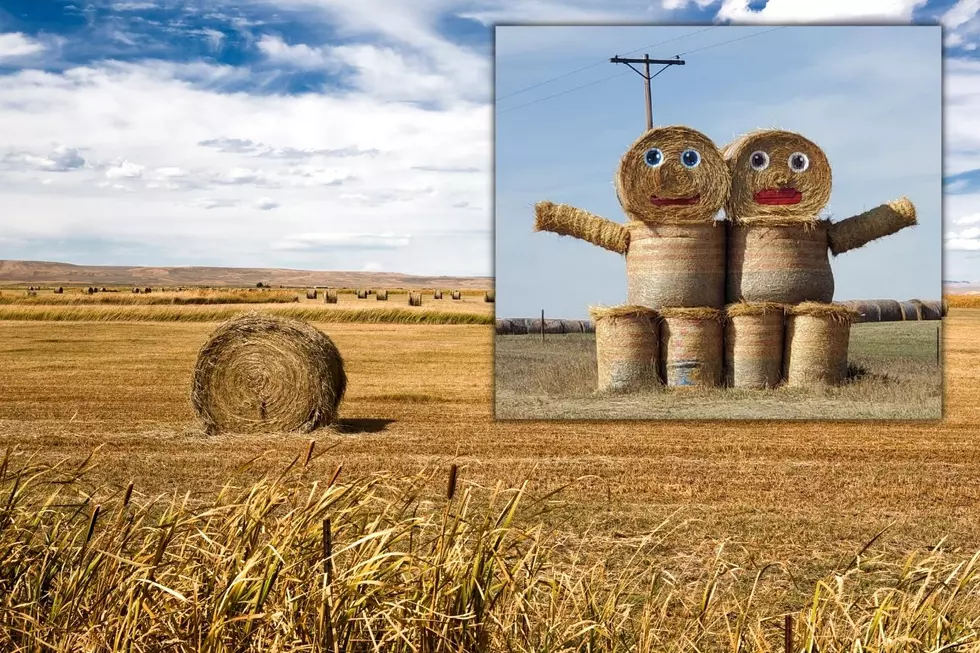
[2, 448, 979, 652]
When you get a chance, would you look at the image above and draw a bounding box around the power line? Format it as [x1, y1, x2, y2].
[495, 26, 789, 117]
[496, 71, 631, 115]
[495, 26, 718, 102]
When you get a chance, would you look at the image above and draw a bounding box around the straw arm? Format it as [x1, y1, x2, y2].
[828, 196, 917, 256]
[533, 201, 630, 255]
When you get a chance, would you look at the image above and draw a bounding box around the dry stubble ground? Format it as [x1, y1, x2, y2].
[0, 309, 977, 593]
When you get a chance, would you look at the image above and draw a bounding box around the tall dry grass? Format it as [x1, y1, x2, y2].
[0, 289, 299, 306]
[0, 305, 493, 325]
[1, 447, 979, 652]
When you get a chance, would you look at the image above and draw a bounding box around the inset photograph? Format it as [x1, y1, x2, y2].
[494, 25, 942, 420]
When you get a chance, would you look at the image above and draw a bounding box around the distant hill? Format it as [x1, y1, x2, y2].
[0, 260, 492, 289]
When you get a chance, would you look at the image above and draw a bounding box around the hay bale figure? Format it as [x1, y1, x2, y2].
[534, 126, 731, 309]
[324, 289, 338, 304]
[376, 290, 388, 301]
[191, 313, 346, 435]
[591, 305, 661, 393]
[408, 292, 423, 306]
[724, 302, 786, 389]
[724, 129, 916, 304]
[659, 307, 723, 388]
[783, 303, 855, 387]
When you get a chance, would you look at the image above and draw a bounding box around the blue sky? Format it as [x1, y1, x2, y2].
[0, 0, 976, 284]
[495, 25, 943, 318]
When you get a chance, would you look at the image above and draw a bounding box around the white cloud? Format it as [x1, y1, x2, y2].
[153, 167, 187, 178]
[255, 197, 279, 210]
[194, 197, 239, 210]
[105, 160, 145, 179]
[711, 0, 927, 21]
[955, 213, 980, 225]
[0, 33, 46, 61]
[257, 35, 333, 69]
[361, 261, 384, 271]
[273, 232, 413, 250]
[3, 144, 85, 172]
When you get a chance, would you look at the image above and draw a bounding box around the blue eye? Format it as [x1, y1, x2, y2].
[681, 149, 701, 169]
[644, 148, 663, 167]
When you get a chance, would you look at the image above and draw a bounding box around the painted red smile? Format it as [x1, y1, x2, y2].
[650, 194, 700, 206]
[754, 188, 803, 205]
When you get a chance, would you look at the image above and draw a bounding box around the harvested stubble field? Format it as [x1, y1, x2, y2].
[494, 320, 943, 420]
[1, 305, 980, 649]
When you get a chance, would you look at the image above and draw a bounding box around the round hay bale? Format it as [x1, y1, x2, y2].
[305, 289, 318, 300]
[191, 313, 346, 434]
[143, 287, 151, 294]
[485, 290, 495, 303]
[872, 299, 903, 322]
[324, 289, 338, 304]
[451, 290, 462, 300]
[561, 319, 586, 334]
[582, 320, 595, 334]
[783, 303, 854, 387]
[526, 319, 565, 334]
[509, 319, 529, 335]
[838, 300, 874, 324]
[723, 129, 832, 226]
[918, 300, 942, 320]
[614, 125, 730, 225]
[376, 290, 389, 301]
[408, 292, 423, 306]
[54, 287, 63, 294]
[626, 221, 726, 309]
[591, 305, 661, 393]
[942, 298, 949, 317]
[861, 301, 882, 322]
[434, 290, 443, 299]
[724, 302, 786, 389]
[357, 290, 368, 299]
[659, 307, 723, 388]
[727, 222, 833, 304]
[899, 300, 921, 321]
[495, 319, 515, 335]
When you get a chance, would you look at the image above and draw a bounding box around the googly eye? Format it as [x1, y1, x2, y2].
[789, 152, 809, 172]
[644, 148, 664, 168]
[680, 148, 701, 169]
[749, 151, 769, 171]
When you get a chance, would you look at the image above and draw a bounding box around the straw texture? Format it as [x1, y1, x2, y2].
[659, 308, 724, 388]
[919, 300, 942, 320]
[627, 221, 726, 309]
[534, 201, 630, 254]
[727, 222, 834, 304]
[591, 305, 661, 392]
[828, 197, 918, 255]
[615, 125, 730, 225]
[723, 129, 832, 225]
[783, 303, 853, 387]
[191, 313, 347, 435]
[870, 299, 903, 322]
[724, 302, 785, 389]
[899, 300, 922, 321]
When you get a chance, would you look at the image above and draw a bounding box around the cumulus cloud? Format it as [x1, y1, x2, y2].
[257, 35, 333, 69]
[255, 197, 279, 210]
[105, 160, 145, 179]
[2, 145, 86, 172]
[0, 33, 46, 61]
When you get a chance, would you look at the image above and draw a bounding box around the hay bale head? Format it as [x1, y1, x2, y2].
[727, 222, 834, 304]
[191, 313, 346, 435]
[615, 125, 730, 225]
[659, 307, 723, 388]
[783, 303, 854, 387]
[627, 221, 726, 309]
[591, 305, 661, 393]
[723, 129, 831, 225]
[724, 302, 785, 389]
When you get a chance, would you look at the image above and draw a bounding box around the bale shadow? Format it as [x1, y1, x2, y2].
[335, 418, 396, 434]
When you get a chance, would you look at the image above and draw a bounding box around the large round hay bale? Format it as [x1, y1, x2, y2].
[324, 289, 338, 304]
[942, 298, 949, 317]
[918, 300, 942, 320]
[861, 301, 881, 322]
[191, 313, 346, 434]
[451, 290, 462, 300]
[485, 290, 495, 303]
[376, 290, 389, 301]
[783, 303, 854, 387]
[495, 319, 511, 335]
[727, 222, 833, 304]
[724, 302, 785, 389]
[433, 290, 443, 299]
[899, 300, 921, 321]
[839, 300, 870, 324]
[408, 292, 423, 306]
[591, 305, 661, 393]
[659, 307, 723, 388]
[626, 221, 726, 309]
[528, 319, 565, 334]
[872, 299, 903, 322]
[509, 319, 529, 335]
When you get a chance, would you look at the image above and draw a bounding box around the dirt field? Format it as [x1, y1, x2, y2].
[494, 321, 943, 419]
[0, 307, 978, 589]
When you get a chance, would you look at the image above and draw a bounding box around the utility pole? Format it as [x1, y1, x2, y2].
[609, 54, 685, 131]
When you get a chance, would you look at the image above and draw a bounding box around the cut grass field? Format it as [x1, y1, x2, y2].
[1, 308, 980, 648]
[494, 320, 943, 420]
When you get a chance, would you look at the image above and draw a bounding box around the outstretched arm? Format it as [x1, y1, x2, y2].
[828, 197, 917, 256]
[533, 200, 630, 255]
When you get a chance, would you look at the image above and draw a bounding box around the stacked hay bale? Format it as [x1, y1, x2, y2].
[659, 308, 723, 388]
[591, 306, 660, 392]
[191, 313, 346, 435]
[783, 303, 855, 386]
[724, 303, 785, 389]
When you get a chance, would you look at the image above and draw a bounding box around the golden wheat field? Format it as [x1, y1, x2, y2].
[1, 295, 980, 650]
